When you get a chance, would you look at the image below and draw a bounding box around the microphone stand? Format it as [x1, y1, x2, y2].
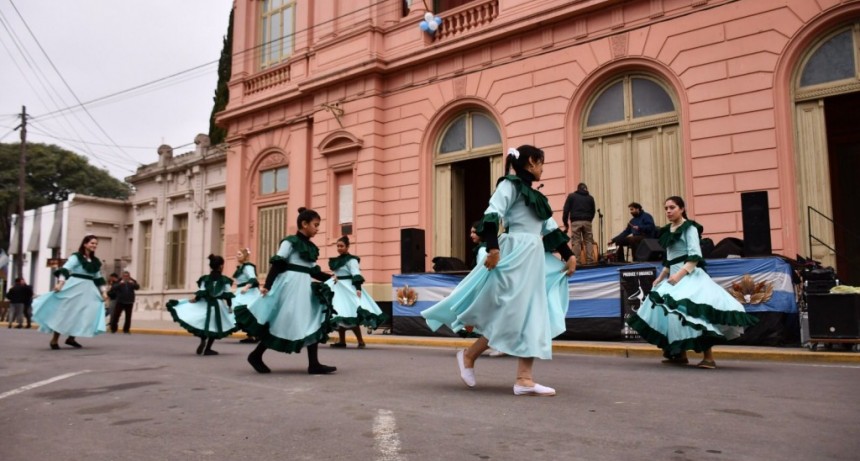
[597, 208, 604, 264]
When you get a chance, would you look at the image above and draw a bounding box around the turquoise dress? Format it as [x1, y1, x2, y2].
[166, 274, 237, 339]
[627, 220, 758, 356]
[232, 263, 261, 310]
[325, 254, 388, 329]
[234, 234, 335, 353]
[421, 176, 570, 360]
[32, 252, 107, 337]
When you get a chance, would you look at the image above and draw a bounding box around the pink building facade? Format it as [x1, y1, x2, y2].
[218, 0, 860, 293]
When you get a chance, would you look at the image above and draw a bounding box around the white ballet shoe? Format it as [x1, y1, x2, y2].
[456, 349, 476, 388]
[513, 383, 556, 396]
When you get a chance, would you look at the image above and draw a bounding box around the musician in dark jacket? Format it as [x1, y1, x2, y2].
[562, 183, 596, 265]
[611, 202, 657, 262]
[108, 271, 139, 334]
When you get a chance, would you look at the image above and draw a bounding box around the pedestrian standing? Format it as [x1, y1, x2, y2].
[326, 235, 388, 349]
[108, 271, 139, 334]
[562, 183, 596, 265]
[166, 255, 237, 355]
[105, 273, 119, 319]
[422, 145, 577, 396]
[5, 277, 33, 329]
[32, 235, 109, 349]
[626, 196, 758, 368]
[235, 207, 337, 375]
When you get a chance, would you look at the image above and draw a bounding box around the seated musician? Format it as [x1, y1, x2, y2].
[611, 202, 657, 262]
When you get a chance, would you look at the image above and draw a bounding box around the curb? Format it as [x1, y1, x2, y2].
[121, 327, 860, 365]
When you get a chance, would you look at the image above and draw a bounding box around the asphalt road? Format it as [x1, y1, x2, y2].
[1, 329, 859, 461]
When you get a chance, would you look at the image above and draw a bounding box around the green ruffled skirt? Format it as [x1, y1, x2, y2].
[626, 269, 758, 356]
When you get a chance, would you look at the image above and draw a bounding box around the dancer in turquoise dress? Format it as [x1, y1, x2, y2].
[236, 207, 337, 374]
[326, 236, 388, 349]
[166, 254, 237, 356]
[33, 235, 108, 349]
[232, 247, 261, 344]
[422, 145, 577, 396]
[626, 196, 758, 368]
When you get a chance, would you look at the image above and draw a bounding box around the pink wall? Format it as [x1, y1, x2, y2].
[218, 0, 860, 282]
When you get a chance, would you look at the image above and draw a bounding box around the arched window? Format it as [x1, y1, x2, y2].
[798, 28, 856, 89]
[584, 76, 677, 132]
[580, 74, 682, 249]
[438, 111, 502, 158]
[434, 110, 503, 263]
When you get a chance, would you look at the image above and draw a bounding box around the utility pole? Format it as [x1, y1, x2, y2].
[14, 105, 26, 279]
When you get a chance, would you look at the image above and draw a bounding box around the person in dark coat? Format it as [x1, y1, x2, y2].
[562, 183, 596, 265]
[5, 277, 33, 329]
[611, 202, 657, 262]
[108, 271, 139, 334]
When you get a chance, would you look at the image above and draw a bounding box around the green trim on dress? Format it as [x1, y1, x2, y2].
[283, 235, 320, 262]
[234, 282, 336, 354]
[331, 308, 389, 330]
[542, 228, 570, 252]
[626, 312, 724, 355]
[474, 212, 501, 236]
[657, 219, 704, 248]
[496, 175, 553, 220]
[328, 253, 360, 271]
[232, 262, 257, 279]
[647, 291, 759, 328]
[73, 252, 103, 273]
[166, 299, 238, 339]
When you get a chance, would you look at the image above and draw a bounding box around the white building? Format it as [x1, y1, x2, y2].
[126, 134, 227, 318]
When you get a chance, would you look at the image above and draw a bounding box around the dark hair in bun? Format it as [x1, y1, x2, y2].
[296, 207, 321, 228]
[208, 254, 225, 272]
[337, 235, 350, 246]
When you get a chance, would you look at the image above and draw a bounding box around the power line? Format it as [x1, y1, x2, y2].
[31, 0, 398, 121]
[7, 0, 140, 165]
[25, 125, 161, 150]
[0, 8, 116, 171]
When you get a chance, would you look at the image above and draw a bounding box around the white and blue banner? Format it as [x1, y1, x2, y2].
[392, 257, 797, 319]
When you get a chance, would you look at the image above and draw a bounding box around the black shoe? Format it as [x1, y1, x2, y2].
[308, 364, 337, 375]
[65, 339, 83, 348]
[239, 337, 258, 344]
[329, 342, 347, 348]
[50, 343, 60, 350]
[15, 325, 23, 329]
[196, 341, 206, 355]
[247, 352, 271, 374]
[203, 349, 219, 356]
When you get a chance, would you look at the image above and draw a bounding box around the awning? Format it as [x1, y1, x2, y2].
[47, 204, 63, 249]
[8, 216, 19, 255]
[26, 210, 41, 252]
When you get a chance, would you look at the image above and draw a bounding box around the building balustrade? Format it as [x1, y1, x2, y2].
[244, 64, 291, 95]
[433, 0, 499, 42]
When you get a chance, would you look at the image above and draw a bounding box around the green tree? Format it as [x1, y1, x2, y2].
[208, 7, 233, 146]
[0, 142, 131, 249]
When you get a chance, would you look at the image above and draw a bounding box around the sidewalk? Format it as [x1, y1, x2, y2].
[114, 319, 860, 365]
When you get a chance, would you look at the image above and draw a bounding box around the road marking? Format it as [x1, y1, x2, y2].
[0, 370, 91, 400]
[373, 408, 405, 461]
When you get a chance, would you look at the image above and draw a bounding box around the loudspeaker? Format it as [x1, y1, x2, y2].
[711, 237, 745, 259]
[400, 228, 426, 273]
[741, 191, 772, 257]
[807, 294, 860, 339]
[634, 238, 665, 262]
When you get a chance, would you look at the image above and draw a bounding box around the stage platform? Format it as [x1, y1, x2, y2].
[391, 256, 799, 345]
